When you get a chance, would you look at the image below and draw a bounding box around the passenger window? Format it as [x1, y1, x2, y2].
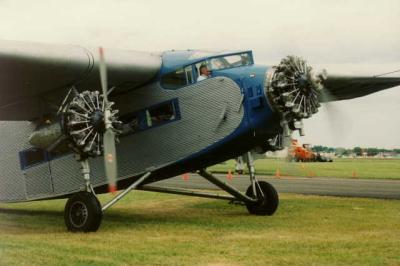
[147, 101, 176, 127]
[161, 66, 194, 89]
[118, 100, 180, 135]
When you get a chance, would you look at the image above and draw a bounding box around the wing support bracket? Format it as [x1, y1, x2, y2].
[198, 169, 258, 204]
[138, 186, 236, 201]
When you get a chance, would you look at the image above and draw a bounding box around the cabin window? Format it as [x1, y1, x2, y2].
[20, 148, 47, 169]
[161, 65, 194, 89]
[118, 99, 180, 136]
[146, 100, 177, 127]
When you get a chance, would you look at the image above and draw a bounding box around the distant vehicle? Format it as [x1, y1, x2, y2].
[314, 152, 333, 162]
[289, 139, 333, 162]
[0, 40, 397, 232]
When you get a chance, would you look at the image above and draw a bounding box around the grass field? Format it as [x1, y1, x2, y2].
[209, 158, 400, 180]
[0, 191, 399, 265]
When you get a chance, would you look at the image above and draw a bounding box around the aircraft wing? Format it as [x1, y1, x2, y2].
[0, 40, 161, 120]
[320, 75, 400, 102]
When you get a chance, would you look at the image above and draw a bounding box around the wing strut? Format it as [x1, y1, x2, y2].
[101, 172, 152, 212]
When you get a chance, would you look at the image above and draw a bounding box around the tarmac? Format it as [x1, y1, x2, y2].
[152, 173, 400, 200]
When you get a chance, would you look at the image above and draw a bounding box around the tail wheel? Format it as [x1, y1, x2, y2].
[245, 181, 279, 216]
[64, 192, 102, 232]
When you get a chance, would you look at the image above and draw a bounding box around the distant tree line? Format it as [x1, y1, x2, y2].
[311, 145, 400, 156]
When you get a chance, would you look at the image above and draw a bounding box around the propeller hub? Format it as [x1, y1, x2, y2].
[297, 74, 308, 88]
[89, 109, 105, 133]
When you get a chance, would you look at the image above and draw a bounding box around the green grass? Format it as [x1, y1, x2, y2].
[209, 158, 400, 179]
[1, 191, 400, 265]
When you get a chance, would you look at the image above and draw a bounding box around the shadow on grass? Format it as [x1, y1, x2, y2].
[0, 200, 252, 234]
[0, 207, 62, 217]
[99, 200, 256, 232]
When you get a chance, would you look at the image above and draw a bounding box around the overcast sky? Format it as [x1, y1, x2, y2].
[0, 0, 399, 148]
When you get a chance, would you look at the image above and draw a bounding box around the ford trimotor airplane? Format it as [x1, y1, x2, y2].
[0, 40, 398, 232]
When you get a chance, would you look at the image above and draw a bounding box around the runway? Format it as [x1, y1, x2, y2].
[152, 174, 400, 200]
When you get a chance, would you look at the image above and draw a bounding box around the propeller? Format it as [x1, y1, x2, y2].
[99, 47, 118, 193]
[316, 80, 349, 148]
[265, 56, 341, 175]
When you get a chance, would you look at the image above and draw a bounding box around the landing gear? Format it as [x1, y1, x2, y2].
[195, 152, 279, 216]
[64, 172, 151, 232]
[63, 158, 101, 232]
[64, 192, 102, 232]
[245, 181, 279, 215]
[244, 151, 279, 215]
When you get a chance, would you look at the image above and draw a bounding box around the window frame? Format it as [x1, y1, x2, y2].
[160, 51, 254, 90]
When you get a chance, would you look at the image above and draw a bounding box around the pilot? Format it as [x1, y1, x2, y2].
[197, 64, 210, 82]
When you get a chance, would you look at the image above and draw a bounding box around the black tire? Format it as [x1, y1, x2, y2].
[245, 181, 279, 216]
[64, 192, 102, 232]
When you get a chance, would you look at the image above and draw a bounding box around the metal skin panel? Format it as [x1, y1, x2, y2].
[50, 155, 85, 195]
[0, 122, 34, 202]
[25, 163, 53, 199]
[0, 77, 244, 202]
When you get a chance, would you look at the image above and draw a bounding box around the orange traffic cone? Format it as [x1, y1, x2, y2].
[227, 169, 233, 181]
[275, 168, 281, 178]
[182, 173, 189, 181]
[352, 170, 357, 179]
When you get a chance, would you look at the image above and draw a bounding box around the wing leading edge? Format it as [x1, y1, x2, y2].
[0, 40, 161, 120]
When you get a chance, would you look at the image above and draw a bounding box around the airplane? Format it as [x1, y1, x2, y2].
[0, 39, 399, 232]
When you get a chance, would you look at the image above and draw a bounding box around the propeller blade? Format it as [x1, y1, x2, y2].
[98, 46, 118, 193]
[319, 88, 348, 146]
[99, 47, 108, 106]
[103, 129, 117, 193]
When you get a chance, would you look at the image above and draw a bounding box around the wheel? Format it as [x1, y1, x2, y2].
[245, 181, 279, 216]
[64, 191, 102, 232]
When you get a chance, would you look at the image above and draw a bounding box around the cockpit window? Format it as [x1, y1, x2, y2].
[207, 53, 252, 71]
[161, 51, 253, 89]
[161, 65, 194, 90]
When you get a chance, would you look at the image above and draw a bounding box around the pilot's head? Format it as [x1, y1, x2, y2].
[199, 65, 210, 76]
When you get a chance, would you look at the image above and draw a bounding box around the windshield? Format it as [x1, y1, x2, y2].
[207, 52, 252, 71]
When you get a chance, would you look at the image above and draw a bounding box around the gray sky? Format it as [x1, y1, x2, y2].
[0, 0, 399, 148]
